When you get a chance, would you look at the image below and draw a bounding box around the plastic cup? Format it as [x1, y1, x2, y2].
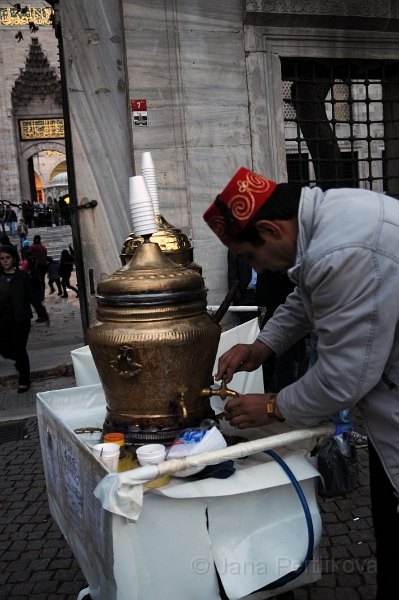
[92, 443, 120, 472]
[128, 206, 155, 217]
[129, 174, 152, 202]
[136, 443, 166, 466]
[141, 151, 155, 170]
[129, 175, 157, 236]
[129, 216, 158, 232]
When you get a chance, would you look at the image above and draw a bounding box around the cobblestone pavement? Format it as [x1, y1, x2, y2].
[0, 414, 88, 600]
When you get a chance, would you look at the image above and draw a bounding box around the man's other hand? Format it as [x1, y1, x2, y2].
[223, 393, 277, 429]
[216, 340, 272, 383]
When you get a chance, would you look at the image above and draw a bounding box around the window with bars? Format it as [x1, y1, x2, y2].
[281, 59, 399, 194]
[286, 153, 310, 185]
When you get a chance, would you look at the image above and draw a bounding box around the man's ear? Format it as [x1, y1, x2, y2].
[255, 220, 283, 240]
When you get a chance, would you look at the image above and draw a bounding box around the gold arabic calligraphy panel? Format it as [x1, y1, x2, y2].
[19, 119, 65, 140]
[0, 7, 53, 27]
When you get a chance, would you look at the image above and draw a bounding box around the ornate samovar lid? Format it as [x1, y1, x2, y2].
[97, 240, 206, 308]
[120, 214, 196, 268]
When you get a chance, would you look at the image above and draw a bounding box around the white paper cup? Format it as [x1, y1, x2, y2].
[137, 443, 166, 466]
[129, 175, 157, 236]
[130, 216, 158, 230]
[141, 151, 155, 170]
[92, 443, 120, 472]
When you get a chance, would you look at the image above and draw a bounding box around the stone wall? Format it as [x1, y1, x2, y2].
[59, 0, 399, 315]
[123, 0, 251, 306]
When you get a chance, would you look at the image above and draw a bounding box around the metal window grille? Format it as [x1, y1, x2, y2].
[281, 59, 399, 195]
[286, 153, 310, 185]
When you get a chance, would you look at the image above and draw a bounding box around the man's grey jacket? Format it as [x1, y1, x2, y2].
[258, 186, 399, 491]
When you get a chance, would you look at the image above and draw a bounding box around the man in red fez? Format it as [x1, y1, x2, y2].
[203, 166, 399, 599]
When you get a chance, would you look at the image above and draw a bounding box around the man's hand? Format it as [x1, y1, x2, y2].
[216, 340, 272, 383]
[223, 393, 278, 429]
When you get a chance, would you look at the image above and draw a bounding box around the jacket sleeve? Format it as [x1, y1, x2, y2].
[24, 274, 48, 321]
[276, 246, 399, 426]
[257, 286, 312, 354]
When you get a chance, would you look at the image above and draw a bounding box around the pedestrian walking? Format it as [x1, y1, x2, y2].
[5, 206, 17, 236]
[52, 199, 61, 226]
[59, 248, 78, 298]
[30, 235, 48, 301]
[21, 239, 30, 259]
[0, 244, 49, 392]
[22, 199, 34, 228]
[17, 219, 28, 249]
[0, 205, 5, 235]
[46, 256, 62, 295]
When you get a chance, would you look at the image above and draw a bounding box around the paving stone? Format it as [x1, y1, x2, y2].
[8, 582, 35, 595]
[321, 513, 337, 524]
[7, 570, 31, 583]
[29, 571, 54, 582]
[336, 510, 352, 522]
[325, 523, 348, 536]
[336, 588, 360, 600]
[315, 574, 336, 587]
[309, 589, 335, 599]
[358, 586, 377, 600]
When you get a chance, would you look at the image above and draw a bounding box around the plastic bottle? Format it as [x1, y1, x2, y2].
[334, 425, 351, 457]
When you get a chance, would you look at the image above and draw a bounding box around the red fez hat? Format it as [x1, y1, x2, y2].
[203, 167, 277, 244]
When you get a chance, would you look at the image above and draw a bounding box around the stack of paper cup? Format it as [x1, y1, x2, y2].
[136, 443, 166, 466]
[92, 443, 120, 473]
[141, 152, 160, 216]
[129, 175, 157, 236]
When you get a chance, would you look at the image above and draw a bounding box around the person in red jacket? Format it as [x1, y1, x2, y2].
[29, 234, 48, 300]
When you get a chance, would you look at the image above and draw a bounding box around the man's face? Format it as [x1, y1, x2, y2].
[227, 219, 298, 274]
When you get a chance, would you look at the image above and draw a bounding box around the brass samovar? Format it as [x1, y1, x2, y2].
[87, 239, 221, 444]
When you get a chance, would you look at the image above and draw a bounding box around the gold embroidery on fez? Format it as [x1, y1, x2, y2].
[245, 172, 271, 192]
[229, 172, 271, 222]
[228, 193, 255, 222]
[209, 216, 228, 240]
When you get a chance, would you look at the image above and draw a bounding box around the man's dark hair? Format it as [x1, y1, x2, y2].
[233, 183, 301, 247]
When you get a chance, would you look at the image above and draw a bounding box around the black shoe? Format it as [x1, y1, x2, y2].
[36, 317, 48, 323]
[18, 383, 31, 394]
[61, 294, 68, 298]
[57, 292, 63, 296]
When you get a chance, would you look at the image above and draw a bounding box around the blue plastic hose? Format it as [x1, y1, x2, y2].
[263, 449, 314, 589]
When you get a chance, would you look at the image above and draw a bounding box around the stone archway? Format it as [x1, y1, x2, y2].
[11, 38, 64, 203]
[20, 142, 66, 202]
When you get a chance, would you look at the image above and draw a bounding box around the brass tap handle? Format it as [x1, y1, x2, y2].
[201, 375, 239, 401]
[177, 386, 188, 420]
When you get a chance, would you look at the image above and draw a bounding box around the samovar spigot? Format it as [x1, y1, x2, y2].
[176, 386, 188, 419]
[201, 375, 239, 400]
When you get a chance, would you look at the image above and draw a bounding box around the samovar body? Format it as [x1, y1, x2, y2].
[87, 242, 220, 443]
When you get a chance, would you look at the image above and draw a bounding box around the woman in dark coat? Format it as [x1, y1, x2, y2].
[59, 249, 79, 298]
[0, 245, 49, 392]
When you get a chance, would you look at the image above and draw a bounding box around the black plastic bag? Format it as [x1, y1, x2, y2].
[317, 432, 358, 497]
